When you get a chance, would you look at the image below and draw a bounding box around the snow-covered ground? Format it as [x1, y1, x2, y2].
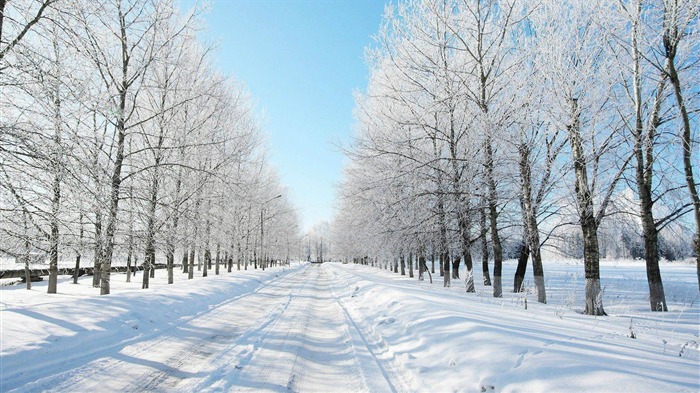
[1, 260, 698, 392]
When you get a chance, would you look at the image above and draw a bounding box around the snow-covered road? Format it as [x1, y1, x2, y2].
[2, 264, 405, 393]
[2, 260, 698, 392]
[221, 264, 403, 393]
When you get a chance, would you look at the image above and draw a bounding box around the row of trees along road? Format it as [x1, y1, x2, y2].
[0, 0, 301, 295]
[332, 0, 699, 315]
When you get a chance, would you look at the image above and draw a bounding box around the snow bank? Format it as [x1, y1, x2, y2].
[0, 263, 305, 391]
[326, 261, 699, 393]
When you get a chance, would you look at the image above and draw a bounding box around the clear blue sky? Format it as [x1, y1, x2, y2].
[188, 0, 387, 232]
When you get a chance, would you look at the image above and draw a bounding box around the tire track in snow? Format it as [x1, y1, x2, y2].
[284, 266, 367, 393]
[327, 264, 415, 392]
[217, 264, 372, 393]
[13, 266, 306, 393]
[122, 266, 310, 393]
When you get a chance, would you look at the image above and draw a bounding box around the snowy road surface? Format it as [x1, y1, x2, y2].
[2, 261, 699, 392]
[2, 264, 406, 393]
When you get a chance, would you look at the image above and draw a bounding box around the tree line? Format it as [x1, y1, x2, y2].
[332, 0, 699, 315]
[0, 0, 301, 295]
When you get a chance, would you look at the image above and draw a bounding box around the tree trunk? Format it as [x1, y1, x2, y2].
[400, 254, 405, 275]
[665, 36, 700, 293]
[166, 249, 174, 284]
[582, 219, 605, 315]
[418, 252, 425, 281]
[513, 240, 528, 293]
[569, 98, 605, 316]
[459, 211, 474, 292]
[182, 247, 189, 274]
[633, 24, 668, 310]
[486, 135, 503, 298]
[142, 160, 160, 289]
[23, 212, 31, 290]
[203, 248, 210, 277]
[126, 252, 132, 283]
[530, 244, 546, 304]
[73, 213, 83, 285]
[421, 253, 432, 284]
[236, 241, 241, 271]
[443, 252, 450, 287]
[92, 211, 102, 288]
[74, 254, 81, 285]
[451, 256, 460, 279]
[188, 243, 195, 280]
[463, 251, 475, 293]
[642, 219, 666, 311]
[47, 171, 60, 294]
[408, 251, 414, 278]
[99, 39, 130, 295]
[215, 243, 220, 275]
[142, 251, 152, 289]
[519, 144, 546, 303]
[480, 203, 491, 286]
[167, 172, 182, 285]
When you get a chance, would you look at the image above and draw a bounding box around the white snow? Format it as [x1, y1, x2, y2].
[1, 260, 698, 392]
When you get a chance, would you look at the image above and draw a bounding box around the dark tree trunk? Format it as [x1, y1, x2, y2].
[408, 252, 414, 278]
[182, 247, 189, 274]
[665, 34, 700, 292]
[400, 254, 406, 276]
[73, 254, 81, 284]
[126, 253, 132, 283]
[480, 203, 491, 286]
[569, 98, 606, 316]
[215, 243, 220, 275]
[486, 134, 503, 298]
[582, 218, 605, 315]
[530, 245, 546, 303]
[519, 142, 547, 303]
[418, 253, 425, 281]
[166, 251, 174, 284]
[451, 256, 460, 279]
[641, 220, 666, 311]
[633, 35, 668, 311]
[443, 252, 450, 287]
[73, 213, 83, 285]
[459, 211, 474, 292]
[99, 7, 133, 295]
[142, 252, 151, 289]
[24, 254, 32, 291]
[203, 248, 210, 277]
[463, 251, 475, 293]
[188, 244, 195, 280]
[47, 176, 60, 294]
[513, 240, 529, 293]
[142, 172, 159, 289]
[419, 251, 432, 283]
[93, 212, 102, 288]
[23, 214, 31, 290]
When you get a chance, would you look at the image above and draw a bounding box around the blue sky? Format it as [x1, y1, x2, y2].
[189, 0, 387, 232]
